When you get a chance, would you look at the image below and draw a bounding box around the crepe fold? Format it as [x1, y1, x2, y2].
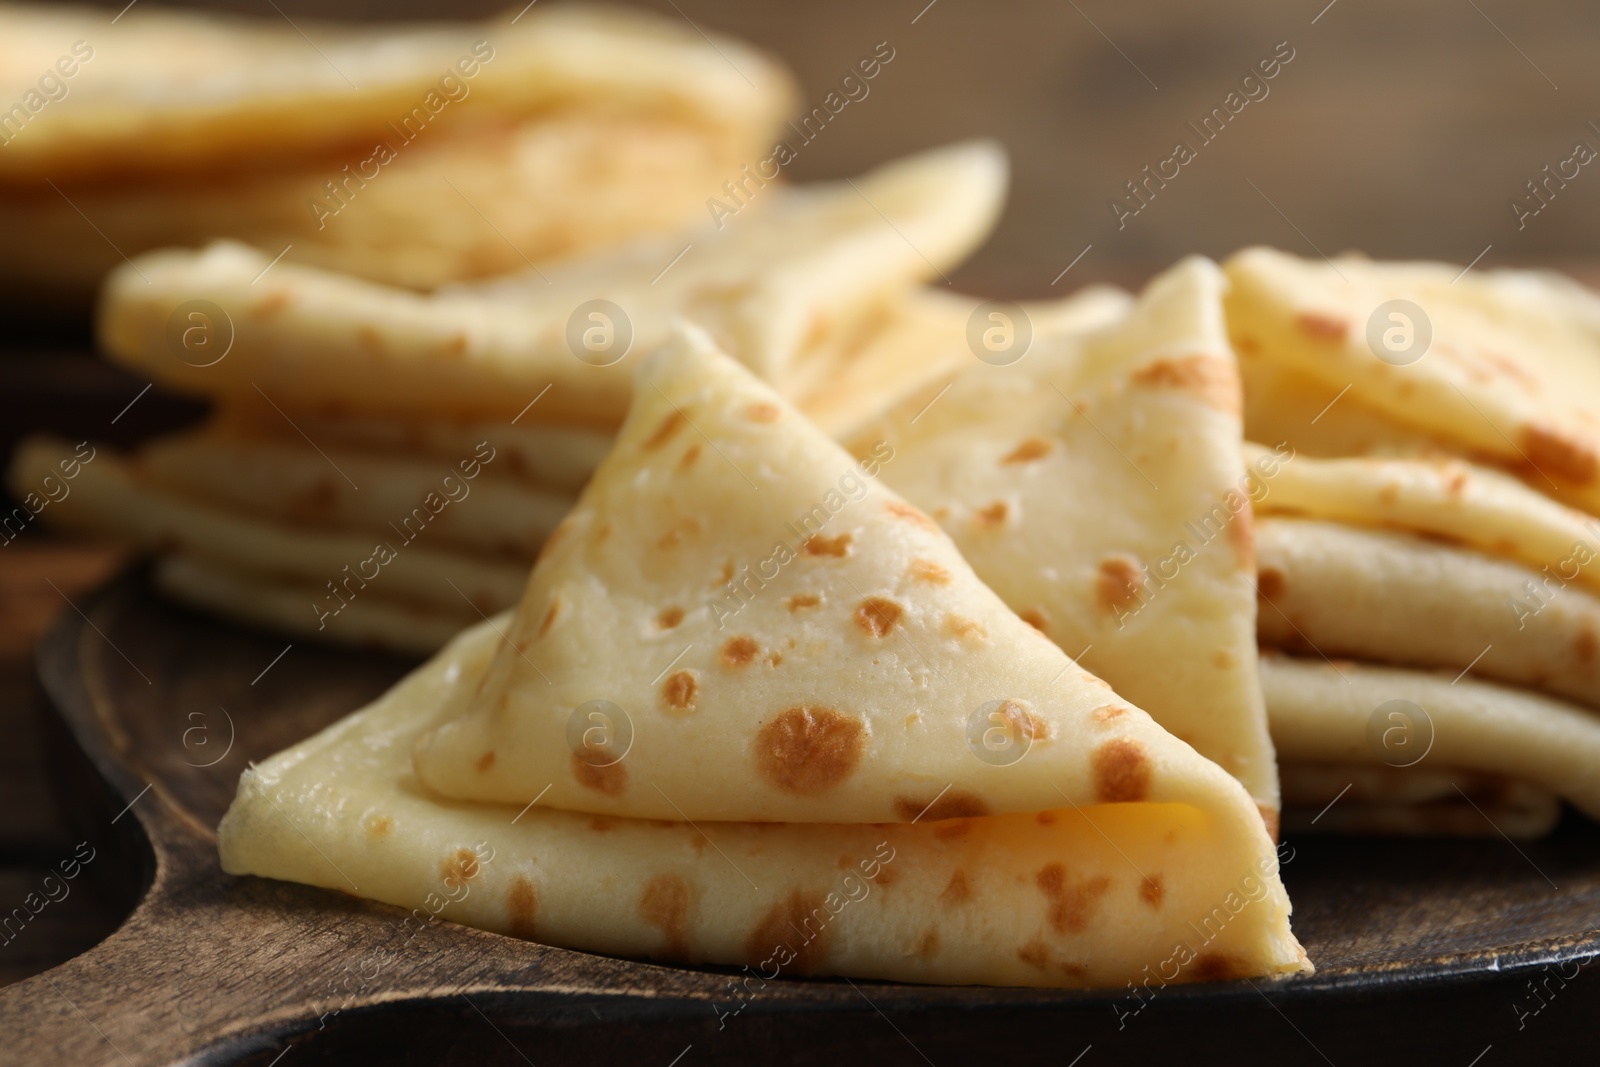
[1263, 654, 1600, 837]
[220, 325, 1307, 987]
[97, 142, 1006, 428]
[1227, 247, 1600, 514]
[856, 258, 1279, 825]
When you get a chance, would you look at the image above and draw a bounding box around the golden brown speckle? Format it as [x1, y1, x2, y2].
[753, 706, 866, 795]
[1092, 738, 1152, 802]
[787, 593, 821, 612]
[745, 890, 829, 974]
[940, 870, 972, 907]
[572, 753, 628, 796]
[662, 670, 698, 713]
[644, 410, 688, 451]
[639, 873, 693, 959]
[910, 559, 951, 585]
[1140, 875, 1165, 909]
[1001, 437, 1052, 465]
[720, 635, 759, 668]
[893, 791, 989, 822]
[745, 402, 781, 423]
[474, 751, 496, 773]
[507, 876, 538, 938]
[854, 597, 904, 638]
[657, 606, 685, 630]
[1296, 311, 1348, 341]
[1095, 557, 1144, 615]
[805, 533, 852, 558]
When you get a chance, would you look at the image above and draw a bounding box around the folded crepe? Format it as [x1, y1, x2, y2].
[6, 437, 525, 623]
[98, 142, 1006, 428]
[0, 4, 796, 295]
[854, 258, 1280, 829]
[0, 4, 793, 183]
[219, 324, 1308, 987]
[1264, 653, 1600, 839]
[1227, 247, 1600, 512]
[1228, 248, 1600, 835]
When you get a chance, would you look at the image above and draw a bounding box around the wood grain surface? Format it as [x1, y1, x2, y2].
[0, 566, 1595, 1065]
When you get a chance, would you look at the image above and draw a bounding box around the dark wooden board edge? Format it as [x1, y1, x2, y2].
[0, 570, 1596, 1065]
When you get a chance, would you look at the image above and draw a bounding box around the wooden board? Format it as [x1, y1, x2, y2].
[3, 567, 1599, 1065]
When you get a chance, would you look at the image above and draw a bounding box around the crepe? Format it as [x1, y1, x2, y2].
[216, 404, 611, 494]
[1227, 248, 1600, 516]
[0, 113, 766, 295]
[139, 425, 572, 559]
[1246, 444, 1600, 599]
[855, 258, 1279, 825]
[1257, 517, 1600, 711]
[156, 554, 474, 655]
[7, 436, 525, 621]
[1263, 654, 1600, 834]
[0, 4, 793, 183]
[220, 324, 1307, 987]
[98, 142, 1007, 427]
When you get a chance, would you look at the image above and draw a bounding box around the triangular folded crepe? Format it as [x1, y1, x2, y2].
[221, 325, 1307, 987]
[851, 258, 1279, 825]
[98, 142, 1005, 428]
[1227, 247, 1600, 515]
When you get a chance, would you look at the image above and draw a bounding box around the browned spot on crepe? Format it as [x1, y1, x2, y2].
[754, 706, 866, 794]
[745, 401, 781, 423]
[538, 597, 562, 638]
[661, 670, 698, 714]
[883, 500, 937, 531]
[1521, 424, 1598, 485]
[1213, 650, 1237, 669]
[594, 522, 612, 544]
[1037, 811, 1058, 826]
[805, 533, 851, 557]
[787, 593, 821, 611]
[854, 597, 904, 638]
[474, 751, 496, 773]
[441, 848, 481, 885]
[1036, 863, 1110, 934]
[893, 791, 989, 822]
[1234, 334, 1262, 355]
[941, 870, 972, 907]
[1092, 705, 1128, 723]
[871, 863, 898, 888]
[639, 873, 693, 958]
[1191, 953, 1248, 982]
[1093, 738, 1152, 802]
[1257, 566, 1287, 600]
[1575, 626, 1599, 664]
[1130, 355, 1240, 413]
[507, 876, 539, 939]
[943, 614, 987, 642]
[678, 444, 702, 470]
[657, 606, 685, 630]
[1295, 311, 1348, 341]
[356, 325, 384, 353]
[364, 813, 392, 838]
[991, 699, 1049, 740]
[1018, 939, 1050, 969]
[644, 409, 688, 451]
[1140, 875, 1165, 909]
[1001, 437, 1052, 464]
[1446, 469, 1470, 496]
[571, 752, 628, 796]
[915, 929, 941, 959]
[1095, 557, 1144, 614]
[1019, 608, 1049, 632]
[721, 635, 759, 668]
[745, 890, 830, 974]
[910, 559, 951, 585]
[975, 501, 1009, 528]
[252, 290, 290, 316]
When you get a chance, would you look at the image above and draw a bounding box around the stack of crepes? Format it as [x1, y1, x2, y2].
[219, 301, 1310, 988]
[0, 2, 793, 301]
[1227, 247, 1600, 838]
[9, 141, 1009, 652]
